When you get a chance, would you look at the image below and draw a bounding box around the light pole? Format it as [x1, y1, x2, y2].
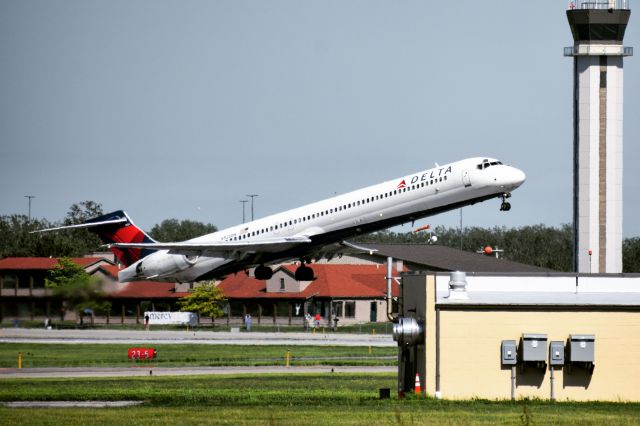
[240, 200, 248, 224]
[24, 195, 35, 222]
[246, 194, 258, 221]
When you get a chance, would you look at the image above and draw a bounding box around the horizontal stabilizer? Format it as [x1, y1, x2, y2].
[30, 218, 128, 233]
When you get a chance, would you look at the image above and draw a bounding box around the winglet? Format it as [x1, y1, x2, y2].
[341, 241, 378, 256]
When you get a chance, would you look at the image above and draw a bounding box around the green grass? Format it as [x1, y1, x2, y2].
[1, 374, 639, 425]
[0, 343, 396, 368]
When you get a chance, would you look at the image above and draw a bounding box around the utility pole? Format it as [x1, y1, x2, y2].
[459, 208, 463, 250]
[24, 195, 35, 222]
[239, 200, 248, 224]
[246, 194, 258, 221]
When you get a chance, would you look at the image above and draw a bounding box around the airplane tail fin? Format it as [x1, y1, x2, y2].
[83, 210, 157, 266]
[33, 210, 157, 267]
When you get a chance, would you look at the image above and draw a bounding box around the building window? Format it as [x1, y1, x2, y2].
[332, 301, 343, 317]
[280, 278, 285, 291]
[344, 301, 356, 318]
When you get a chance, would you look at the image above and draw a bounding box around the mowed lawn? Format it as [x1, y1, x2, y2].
[0, 343, 396, 367]
[1, 374, 639, 425]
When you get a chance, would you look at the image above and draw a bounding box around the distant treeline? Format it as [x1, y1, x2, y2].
[2, 205, 639, 273]
[0, 201, 216, 259]
[355, 225, 640, 273]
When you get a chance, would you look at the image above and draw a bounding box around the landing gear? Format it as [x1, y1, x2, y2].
[254, 264, 273, 280]
[294, 263, 315, 281]
[500, 193, 512, 211]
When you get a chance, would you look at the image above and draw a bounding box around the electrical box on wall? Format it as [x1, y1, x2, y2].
[567, 334, 595, 374]
[549, 341, 565, 366]
[520, 333, 548, 362]
[501, 340, 517, 365]
[568, 334, 595, 363]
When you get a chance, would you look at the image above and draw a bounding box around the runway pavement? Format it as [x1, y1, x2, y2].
[0, 328, 395, 347]
[0, 328, 397, 378]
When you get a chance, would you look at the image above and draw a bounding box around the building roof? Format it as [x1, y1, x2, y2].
[92, 264, 189, 299]
[430, 273, 640, 307]
[95, 264, 122, 279]
[0, 257, 109, 270]
[218, 263, 400, 300]
[111, 282, 189, 299]
[361, 243, 554, 273]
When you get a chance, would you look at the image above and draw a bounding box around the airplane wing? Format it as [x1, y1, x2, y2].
[307, 241, 377, 262]
[110, 236, 376, 261]
[109, 235, 312, 257]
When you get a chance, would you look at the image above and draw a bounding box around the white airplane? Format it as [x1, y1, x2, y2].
[39, 157, 524, 282]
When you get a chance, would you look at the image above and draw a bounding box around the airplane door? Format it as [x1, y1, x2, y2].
[462, 170, 471, 187]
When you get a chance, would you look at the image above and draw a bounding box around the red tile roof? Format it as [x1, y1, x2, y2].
[0, 257, 108, 270]
[218, 263, 401, 300]
[95, 264, 121, 278]
[111, 282, 189, 299]
[93, 264, 189, 299]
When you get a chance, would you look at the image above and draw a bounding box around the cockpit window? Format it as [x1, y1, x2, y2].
[477, 159, 503, 170]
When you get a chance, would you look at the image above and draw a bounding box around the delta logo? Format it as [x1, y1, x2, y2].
[396, 166, 453, 189]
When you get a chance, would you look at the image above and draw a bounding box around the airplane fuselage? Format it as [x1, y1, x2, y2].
[121, 157, 525, 282]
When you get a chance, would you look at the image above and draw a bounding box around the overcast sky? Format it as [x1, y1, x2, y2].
[1, 1, 639, 237]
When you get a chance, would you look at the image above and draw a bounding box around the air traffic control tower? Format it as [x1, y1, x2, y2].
[565, 1, 632, 273]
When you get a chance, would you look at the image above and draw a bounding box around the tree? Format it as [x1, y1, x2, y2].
[355, 224, 575, 271]
[623, 237, 640, 273]
[150, 219, 217, 242]
[0, 201, 106, 258]
[64, 200, 104, 225]
[177, 282, 227, 320]
[45, 257, 108, 323]
[62, 201, 104, 255]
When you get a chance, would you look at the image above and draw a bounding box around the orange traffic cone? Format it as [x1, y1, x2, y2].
[414, 373, 421, 395]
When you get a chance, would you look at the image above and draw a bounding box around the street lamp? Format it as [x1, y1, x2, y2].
[239, 200, 248, 224]
[24, 195, 35, 222]
[246, 194, 258, 221]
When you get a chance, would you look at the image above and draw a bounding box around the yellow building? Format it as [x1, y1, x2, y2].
[395, 272, 640, 401]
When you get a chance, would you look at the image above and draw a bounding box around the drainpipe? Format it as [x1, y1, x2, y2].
[386, 256, 394, 321]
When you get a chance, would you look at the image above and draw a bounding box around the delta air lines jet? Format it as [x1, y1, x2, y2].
[38, 157, 525, 282]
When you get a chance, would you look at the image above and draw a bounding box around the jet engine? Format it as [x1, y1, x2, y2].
[135, 253, 198, 278]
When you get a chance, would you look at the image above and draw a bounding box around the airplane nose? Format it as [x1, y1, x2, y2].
[510, 167, 526, 188]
